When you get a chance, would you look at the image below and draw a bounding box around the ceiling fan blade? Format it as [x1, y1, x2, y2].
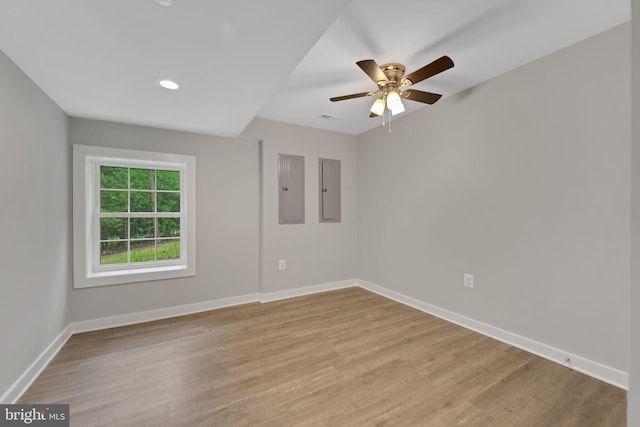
[402, 56, 454, 86]
[356, 59, 389, 85]
[329, 91, 374, 102]
[403, 89, 442, 105]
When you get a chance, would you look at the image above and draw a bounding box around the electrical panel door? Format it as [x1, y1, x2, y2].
[319, 158, 341, 223]
[278, 154, 305, 224]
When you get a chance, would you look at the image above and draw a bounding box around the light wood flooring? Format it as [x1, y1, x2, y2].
[18, 287, 626, 426]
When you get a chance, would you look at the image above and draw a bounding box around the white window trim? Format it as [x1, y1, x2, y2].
[73, 144, 196, 288]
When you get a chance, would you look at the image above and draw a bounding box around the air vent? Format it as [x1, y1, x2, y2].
[321, 113, 341, 120]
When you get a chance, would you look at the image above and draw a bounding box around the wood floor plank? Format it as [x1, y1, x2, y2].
[17, 287, 626, 426]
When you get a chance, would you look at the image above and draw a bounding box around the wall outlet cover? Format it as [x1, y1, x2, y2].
[464, 273, 474, 288]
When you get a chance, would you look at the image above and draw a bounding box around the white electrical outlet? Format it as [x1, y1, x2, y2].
[464, 273, 474, 288]
[278, 259, 286, 270]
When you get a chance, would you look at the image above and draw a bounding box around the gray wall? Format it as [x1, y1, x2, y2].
[0, 50, 70, 396]
[357, 24, 630, 373]
[69, 118, 260, 321]
[1, 19, 633, 408]
[630, 0, 639, 423]
[242, 118, 358, 293]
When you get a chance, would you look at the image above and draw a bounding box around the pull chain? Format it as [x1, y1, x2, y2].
[380, 108, 393, 133]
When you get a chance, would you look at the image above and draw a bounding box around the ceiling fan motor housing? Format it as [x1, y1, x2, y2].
[379, 63, 406, 86]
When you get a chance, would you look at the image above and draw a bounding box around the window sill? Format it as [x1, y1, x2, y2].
[75, 264, 195, 289]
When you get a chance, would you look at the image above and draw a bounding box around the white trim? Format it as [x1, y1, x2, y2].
[259, 280, 357, 303]
[73, 281, 359, 334]
[356, 279, 629, 390]
[72, 293, 260, 334]
[1, 325, 73, 404]
[3, 281, 357, 402]
[4, 277, 627, 404]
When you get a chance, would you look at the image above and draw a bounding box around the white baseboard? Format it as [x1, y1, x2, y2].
[259, 279, 357, 303]
[4, 277, 627, 404]
[72, 293, 261, 334]
[1, 324, 73, 404]
[357, 279, 629, 390]
[3, 282, 357, 403]
[72, 280, 359, 333]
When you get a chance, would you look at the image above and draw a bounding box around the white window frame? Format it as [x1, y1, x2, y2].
[73, 144, 196, 288]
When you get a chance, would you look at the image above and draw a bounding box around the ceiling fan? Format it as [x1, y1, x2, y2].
[330, 56, 454, 117]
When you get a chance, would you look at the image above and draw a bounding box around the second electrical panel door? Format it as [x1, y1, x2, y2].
[278, 154, 305, 224]
[319, 158, 341, 222]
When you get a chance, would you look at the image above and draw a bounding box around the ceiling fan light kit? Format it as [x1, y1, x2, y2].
[386, 90, 405, 116]
[330, 56, 454, 127]
[370, 98, 386, 116]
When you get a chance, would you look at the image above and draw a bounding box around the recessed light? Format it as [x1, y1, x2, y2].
[154, 0, 173, 6]
[155, 78, 179, 90]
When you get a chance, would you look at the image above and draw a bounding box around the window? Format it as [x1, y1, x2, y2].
[99, 165, 181, 266]
[73, 145, 196, 288]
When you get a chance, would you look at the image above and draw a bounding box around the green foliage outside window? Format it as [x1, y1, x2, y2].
[157, 170, 180, 191]
[99, 166, 181, 265]
[100, 166, 128, 189]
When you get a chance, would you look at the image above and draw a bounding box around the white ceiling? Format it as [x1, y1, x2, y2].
[0, 0, 630, 137]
